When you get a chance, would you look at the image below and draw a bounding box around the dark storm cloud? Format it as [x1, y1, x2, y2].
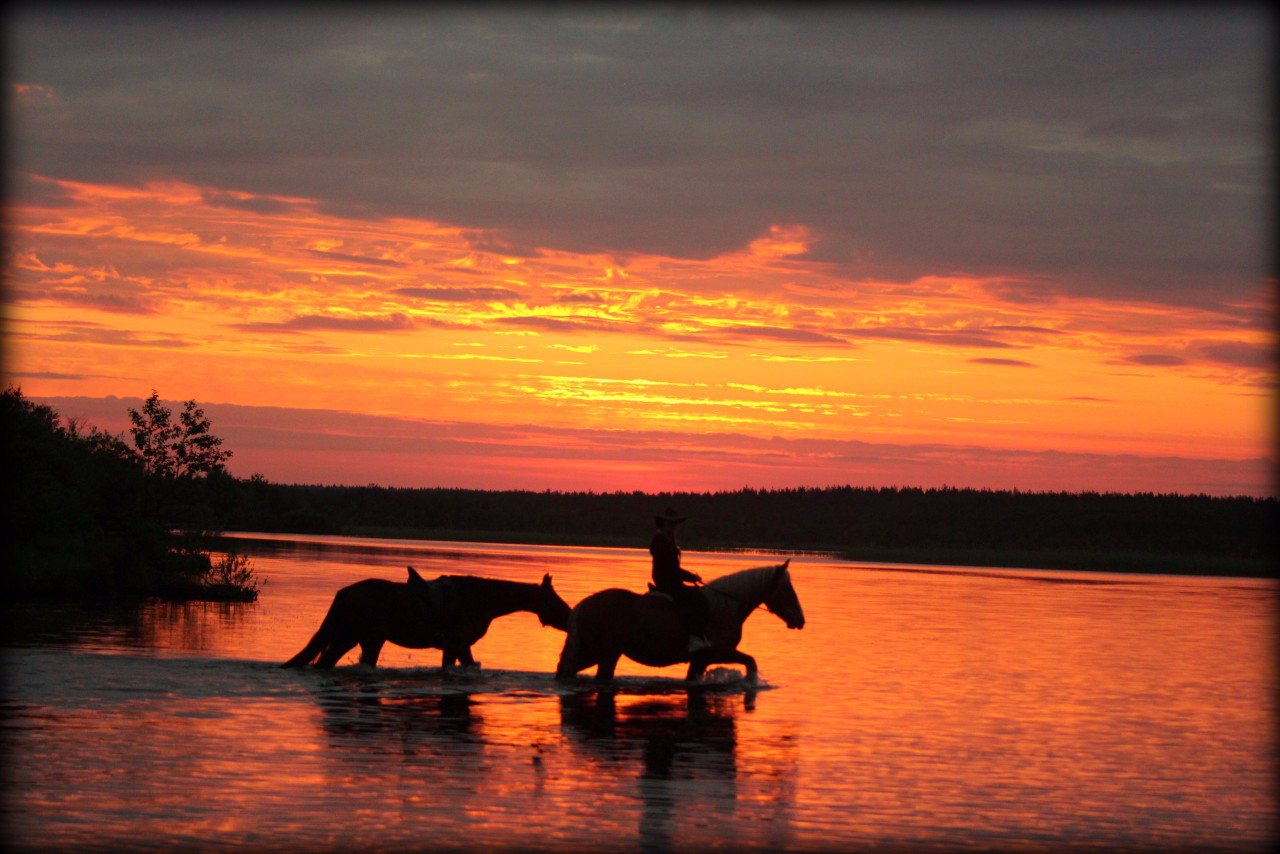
[557, 292, 606, 304]
[491, 315, 623, 333]
[8, 173, 78, 208]
[392, 286, 522, 301]
[968, 358, 1037, 367]
[8, 287, 158, 314]
[1198, 340, 1275, 369]
[17, 322, 194, 348]
[304, 249, 406, 268]
[988, 325, 1066, 336]
[719, 325, 848, 345]
[201, 190, 301, 215]
[231, 312, 416, 333]
[8, 6, 1271, 307]
[839, 326, 1019, 348]
[1122, 353, 1188, 367]
[10, 371, 93, 380]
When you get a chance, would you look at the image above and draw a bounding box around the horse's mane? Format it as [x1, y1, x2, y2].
[433, 574, 537, 590]
[705, 563, 784, 602]
[430, 573, 540, 594]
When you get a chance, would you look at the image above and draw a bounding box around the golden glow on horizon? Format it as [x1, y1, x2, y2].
[4, 175, 1274, 492]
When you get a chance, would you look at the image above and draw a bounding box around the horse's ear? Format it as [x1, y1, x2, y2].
[407, 565, 426, 585]
[774, 560, 791, 586]
[541, 573, 552, 587]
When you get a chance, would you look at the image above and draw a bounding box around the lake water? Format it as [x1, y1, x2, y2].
[2, 533, 1275, 851]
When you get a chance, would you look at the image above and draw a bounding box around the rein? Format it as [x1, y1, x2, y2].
[705, 567, 781, 615]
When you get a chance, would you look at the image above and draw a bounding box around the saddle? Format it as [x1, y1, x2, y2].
[645, 583, 673, 602]
[646, 583, 710, 647]
[410, 575, 460, 639]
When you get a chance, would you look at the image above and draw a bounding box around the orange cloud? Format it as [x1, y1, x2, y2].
[4, 176, 1274, 495]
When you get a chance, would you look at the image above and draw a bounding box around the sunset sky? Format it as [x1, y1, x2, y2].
[5, 7, 1275, 496]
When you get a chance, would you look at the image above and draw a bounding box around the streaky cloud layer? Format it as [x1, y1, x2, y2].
[29, 396, 1274, 497]
[4, 175, 1273, 496]
[9, 7, 1269, 306]
[5, 8, 1274, 496]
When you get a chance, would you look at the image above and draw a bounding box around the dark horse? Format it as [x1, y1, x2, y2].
[555, 560, 804, 682]
[282, 566, 572, 671]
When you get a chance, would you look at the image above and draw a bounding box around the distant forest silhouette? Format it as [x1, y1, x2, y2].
[221, 478, 1275, 576]
[5, 387, 1274, 591]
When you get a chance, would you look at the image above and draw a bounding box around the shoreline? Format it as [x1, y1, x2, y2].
[311, 525, 1272, 578]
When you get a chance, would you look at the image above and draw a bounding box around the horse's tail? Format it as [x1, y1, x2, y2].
[281, 631, 324, 668]
[281, 606, 340, 668]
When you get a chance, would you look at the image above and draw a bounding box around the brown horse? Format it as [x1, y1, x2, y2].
[555, 560, 804, 682]
[282, 566, 571, 671]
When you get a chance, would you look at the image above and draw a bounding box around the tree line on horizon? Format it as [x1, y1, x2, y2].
[219, 476, 1274, 570]
[5, 388, 1274, 594]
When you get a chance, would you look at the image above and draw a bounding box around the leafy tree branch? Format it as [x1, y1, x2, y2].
[128, 391, 231, 479]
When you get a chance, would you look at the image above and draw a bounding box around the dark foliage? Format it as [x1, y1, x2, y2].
[2, 388, 254, 599]
[219, 480, 1276, 576]
[128, 389, 232, 479]
[7, 386, 1271, 584]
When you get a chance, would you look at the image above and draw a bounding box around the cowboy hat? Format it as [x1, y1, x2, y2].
[655, 506, 687, 524]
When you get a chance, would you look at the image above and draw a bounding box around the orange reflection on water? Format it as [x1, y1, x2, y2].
[4, 537, 1274, 851]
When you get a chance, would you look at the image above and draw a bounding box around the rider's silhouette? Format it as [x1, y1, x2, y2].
[650, 507, 711, 652]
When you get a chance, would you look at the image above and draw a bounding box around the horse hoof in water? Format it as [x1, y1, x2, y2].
[695, 666, 751, 685]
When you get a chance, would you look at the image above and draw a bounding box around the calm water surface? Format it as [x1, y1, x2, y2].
[3, 533, 1275, 851]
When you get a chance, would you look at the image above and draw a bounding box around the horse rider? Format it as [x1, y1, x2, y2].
[650, 507, 712, 652]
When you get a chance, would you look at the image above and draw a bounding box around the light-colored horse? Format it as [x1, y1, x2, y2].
[555, 560, 804, 682]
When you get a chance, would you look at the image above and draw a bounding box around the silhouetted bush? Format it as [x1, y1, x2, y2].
[1, 388, 259, 599]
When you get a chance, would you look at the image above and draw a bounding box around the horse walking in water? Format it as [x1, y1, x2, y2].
[555, 560, 804, 682]
[282, 566, 571, 671]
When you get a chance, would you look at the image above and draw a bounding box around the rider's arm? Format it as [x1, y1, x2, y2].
[651, 534, 699, 584]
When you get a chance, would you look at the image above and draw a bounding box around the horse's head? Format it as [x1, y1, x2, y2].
[766, 560, 805, 630]
[536, 573, 572, 631]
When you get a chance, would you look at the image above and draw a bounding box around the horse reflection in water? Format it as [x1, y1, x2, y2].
[283, 566, 571, 671]
[317, 686, 481, 744]
[560, 688, 787, 852]
[557, 560, 804, 682]
[309, 682, 494, 818]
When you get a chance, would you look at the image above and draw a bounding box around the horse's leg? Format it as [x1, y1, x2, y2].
[594, 653, 620, 682]
[556, 643, 592, 680]
[315, 634, 357, 669]
[686, 649, 757, 682]
[440, 642, 476, 672]
[555, 623, 589, 680]
[359, 637, 385, 667]
[685, 651, 710, 682]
